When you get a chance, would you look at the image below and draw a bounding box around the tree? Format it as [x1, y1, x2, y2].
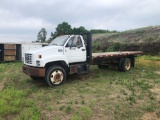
[55, 22, 72, 36]
[72, 26, 88, 34]
[48, 22, 89, 42]
[47, 32, 56, 43]
[37, 28, 47, 42]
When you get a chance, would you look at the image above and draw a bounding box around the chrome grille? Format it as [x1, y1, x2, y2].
[25, 54, 32, 64]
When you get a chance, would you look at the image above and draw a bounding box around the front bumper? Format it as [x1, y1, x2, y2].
[22, 65, 45, 77]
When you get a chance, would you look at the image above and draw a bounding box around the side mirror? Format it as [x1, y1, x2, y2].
[77, 45, 81, 49]
[70, 45, 72, 49]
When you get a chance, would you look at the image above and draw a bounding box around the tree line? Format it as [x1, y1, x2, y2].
[36, 22, 118, 43]
[90, 29, 117, 34]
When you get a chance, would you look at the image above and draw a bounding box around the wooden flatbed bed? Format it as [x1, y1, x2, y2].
[92, 51, 142, 59]
[91, 51, 142, 66]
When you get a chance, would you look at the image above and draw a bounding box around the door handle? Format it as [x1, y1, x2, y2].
[82, 49, 86, 51]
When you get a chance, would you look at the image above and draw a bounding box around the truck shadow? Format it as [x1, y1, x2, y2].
[30, 78, 48, 88]
[66, 74, 89, 83]
[29, 66, 119, 88]
[29, 74, 89, 88]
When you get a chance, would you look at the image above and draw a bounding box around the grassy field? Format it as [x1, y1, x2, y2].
[0, 56, 160, 120]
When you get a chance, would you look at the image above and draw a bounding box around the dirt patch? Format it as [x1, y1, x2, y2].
[150, 87, 160, 101]
[151, 88, 160, 93]
[142, 87, 160, 120]
[155, 71, 160, 75]
[141, 112, 160, 120]
[0, 78, 7, 90]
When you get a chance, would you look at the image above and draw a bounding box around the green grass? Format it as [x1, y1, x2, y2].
[72, 106, 92, 120]
[0, 89, 40, 119]
[0, 56, 160, 119]
[139, 55, 160, 61]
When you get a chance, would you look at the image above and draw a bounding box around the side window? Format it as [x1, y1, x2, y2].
[77, 36, 83, 48]
[65, 36, 83, 48]
[72, 37, 77, 47]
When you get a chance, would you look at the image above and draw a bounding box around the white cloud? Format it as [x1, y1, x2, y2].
[0, 0, 160, 42]
[0, 9, 52, 30]
[0, 33, 35, 42]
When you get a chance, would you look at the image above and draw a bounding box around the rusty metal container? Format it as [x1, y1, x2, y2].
[0, 44, 17, 61]
[3, 44, 16, 61]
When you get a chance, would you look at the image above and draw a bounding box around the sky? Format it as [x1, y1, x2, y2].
[0, 0, 160, 43]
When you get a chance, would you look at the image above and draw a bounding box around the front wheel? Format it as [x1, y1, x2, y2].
[45, 66, 66, 87]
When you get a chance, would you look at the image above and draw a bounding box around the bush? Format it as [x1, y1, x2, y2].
[92, 41, 102, 52]
[106, 43, 119, 52]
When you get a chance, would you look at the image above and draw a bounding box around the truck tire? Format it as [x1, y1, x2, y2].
[118, 58, 131, 72]
[118, 58, 125, 71]
[45, 65, 66, 87]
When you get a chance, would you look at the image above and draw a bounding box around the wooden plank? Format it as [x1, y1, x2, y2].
[4, 56, 16, 61]
[4, 44, 16, 49]
[4, 50, 16, 55]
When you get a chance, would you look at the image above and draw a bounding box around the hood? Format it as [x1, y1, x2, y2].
[25, 46, 64, 57]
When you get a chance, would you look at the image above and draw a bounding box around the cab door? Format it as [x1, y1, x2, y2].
[64, 35, 86, 63]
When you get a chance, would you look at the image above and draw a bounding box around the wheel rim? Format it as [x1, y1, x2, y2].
[50, 70, 63, 85]
[125, 61, 131, 70]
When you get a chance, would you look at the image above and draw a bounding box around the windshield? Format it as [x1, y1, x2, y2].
[49, 35, 69, 46]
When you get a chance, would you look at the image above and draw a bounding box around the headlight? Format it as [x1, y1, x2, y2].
[36, 60, 41, 66]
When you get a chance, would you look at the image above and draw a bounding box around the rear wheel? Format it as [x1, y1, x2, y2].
[118, 58, 125, 71]
[118, 58, 131, 72]
[45, 66, 66, 87]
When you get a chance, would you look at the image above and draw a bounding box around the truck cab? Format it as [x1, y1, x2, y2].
[24, 35, 87, 67]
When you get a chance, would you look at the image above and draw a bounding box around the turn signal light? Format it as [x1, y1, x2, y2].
[38, 54, 42, 58]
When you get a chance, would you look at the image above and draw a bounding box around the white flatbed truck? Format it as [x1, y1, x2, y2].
[22, 33, 142, 87]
